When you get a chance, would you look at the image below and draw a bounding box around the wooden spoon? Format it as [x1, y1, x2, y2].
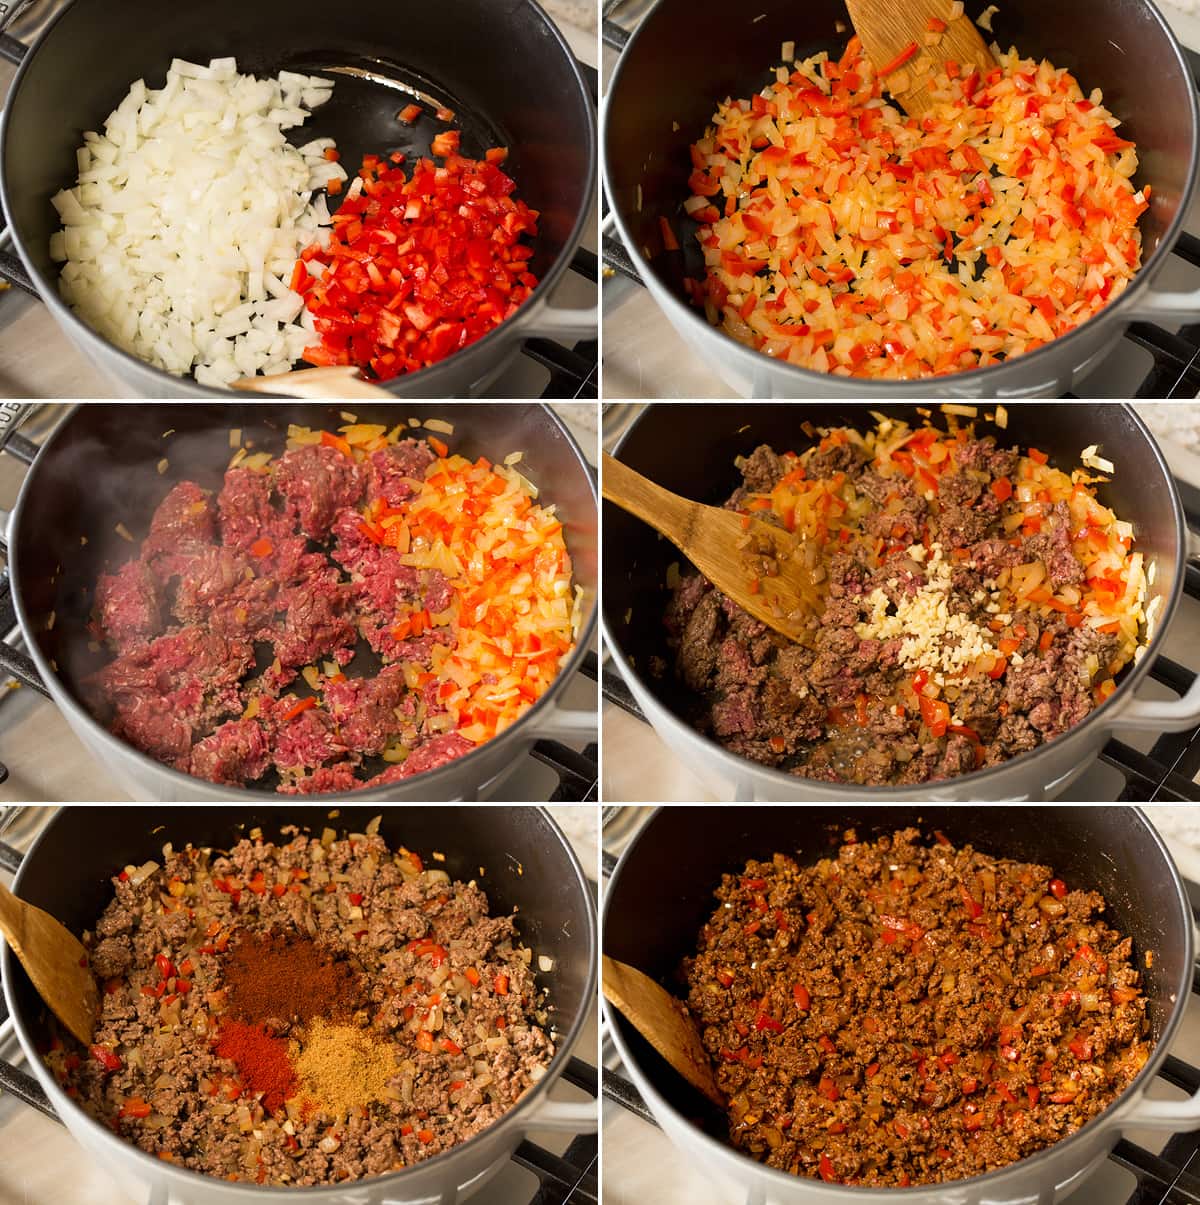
[602, 956, 725, 1109]
[0, 882, 97, 1046]
[845, 0, 996, 118]
[601, 453, 823, 644]
[230, 365, 392, 399]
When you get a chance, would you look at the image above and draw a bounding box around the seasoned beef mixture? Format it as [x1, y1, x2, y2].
[49, 826, 554, 1186]
[684, 828, 1150, 1187]
[85, 423, 578, 793]
[663, 417, 1148, 784]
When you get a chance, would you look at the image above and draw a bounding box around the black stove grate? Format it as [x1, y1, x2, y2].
[0, 834, 598, 1205]
[601, 469, 1200, 802]
[600, 15, 1200, 401]
[0, 424, 598, 802]
[600, 840, 1200, 1205]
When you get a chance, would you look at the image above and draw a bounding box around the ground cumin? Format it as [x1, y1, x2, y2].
[224, 932, 363, 1024]
[292, 1019, 396, 1117]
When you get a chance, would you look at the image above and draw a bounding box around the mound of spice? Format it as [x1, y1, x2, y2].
[292, 1019, 396, 1118]
[214, 1022, 295, 1113]
[224, 931, 362, 1025]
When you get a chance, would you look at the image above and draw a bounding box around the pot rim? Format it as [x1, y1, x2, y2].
[8, 401, 598, 801]
[602, 401, 1185, 798]
[0, 0, 597, 398]
[602, 803, 1194, 1197]
[600, 0, 1200, 396]
[2, 803, 598, 1198]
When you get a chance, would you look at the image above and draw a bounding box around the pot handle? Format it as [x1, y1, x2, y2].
[1115, 680, 1200, 731]
[516, 302, 597, 342]
[1124, 288, 1200, 323]
[0, 1053, 58, 1121]
[1119, 1087, 1200, 1131]
[0, 249, 36, 297]
[521, 1096, 599, 1133]
[531, 702, 596, 742]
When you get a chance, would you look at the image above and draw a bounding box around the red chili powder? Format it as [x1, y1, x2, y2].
[214, 1020, 295, 1113]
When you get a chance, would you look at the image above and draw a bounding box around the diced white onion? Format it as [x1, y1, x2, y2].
[50, 58, 337, 386]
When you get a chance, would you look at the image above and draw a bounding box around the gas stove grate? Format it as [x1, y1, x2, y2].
[600, 14, 1200, 400]
[601, 469, 1200, 802]
[600, 865, 1200, 1205]
[0, 426, 597, 802]
[0, 835, 598, 1205]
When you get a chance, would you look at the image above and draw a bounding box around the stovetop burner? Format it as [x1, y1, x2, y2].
[600, 15, 1200, 400]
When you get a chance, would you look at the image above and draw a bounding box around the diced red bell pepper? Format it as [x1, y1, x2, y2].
[918, 694, 951, 737]
[91, 1045, 123, 1073]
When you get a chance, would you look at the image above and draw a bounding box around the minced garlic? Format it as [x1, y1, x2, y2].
[854, 543, 997, 677]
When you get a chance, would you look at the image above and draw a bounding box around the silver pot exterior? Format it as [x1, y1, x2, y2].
[43, 664, 595, 803]
[604, 636, 1125, 801]
[19, 1072, 589, 1205]
[624, 257, 1168, 400]
[608, 1024, 1195, 1205]
[28, 275, 593, 400]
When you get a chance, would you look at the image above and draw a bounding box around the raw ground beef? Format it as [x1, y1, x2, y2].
[663, 428, 1133, 785]
[684, 828, 1150, 1187]
[84, 437, 468, 792]
[51, 827, 554, 1187]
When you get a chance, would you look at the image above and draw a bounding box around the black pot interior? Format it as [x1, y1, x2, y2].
[14, 403, 597, 780]
[11, 805, 594, 1077]
[605, 805, 1187, 1141]
[606, 0, 1194, 305]
[4, 0, 591, 290]
[604, 402, 1179, 746]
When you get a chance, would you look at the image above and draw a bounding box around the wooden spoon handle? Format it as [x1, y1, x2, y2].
[602, 955, 726, 1109]
[230, 366, 392, 399]
[601, 454, 695, 548]
[0, 882, 97, 1047]
[0, 881, 30, 952]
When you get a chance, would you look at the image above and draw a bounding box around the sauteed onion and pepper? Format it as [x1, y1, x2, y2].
[679, 23, 1146, 378]
[685, 828, 1149, 1186]
[662, 409, 1148, 785]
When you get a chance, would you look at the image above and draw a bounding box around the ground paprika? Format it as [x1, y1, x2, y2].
[214, 1021, 295, 1113]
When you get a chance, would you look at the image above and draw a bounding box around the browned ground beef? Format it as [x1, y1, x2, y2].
[664, 432, 1126, 785]
[683, 828, 1149, 1187]
[51, 827, 553, 1186]
[85, 438, 470, 792]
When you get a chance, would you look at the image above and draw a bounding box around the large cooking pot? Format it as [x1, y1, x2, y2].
[603, 402, 1200, 801]
[603, 0, 1199, 398]
[0, 0, 595, 398]
[0, 403, 597, 801]
[604, 805, 1199, 1205]
[1, 804, 597, 1204]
